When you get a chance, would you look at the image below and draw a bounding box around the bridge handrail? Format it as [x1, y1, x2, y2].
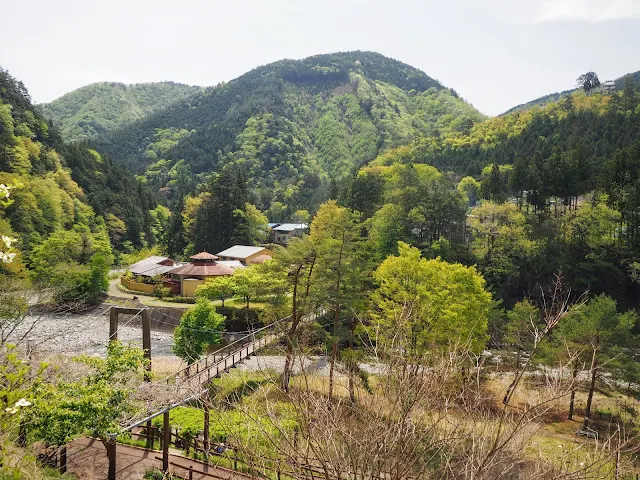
[149, 315, 291, 387]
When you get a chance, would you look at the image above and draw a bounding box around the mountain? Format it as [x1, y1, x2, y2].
[503, 70, 640, 115]
[40, 81, 201, 141]
[86, 51, 485, 214]
[0, 67, 160, 272]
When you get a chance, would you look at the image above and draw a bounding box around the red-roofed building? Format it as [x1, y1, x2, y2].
[164, 252, 234, 297]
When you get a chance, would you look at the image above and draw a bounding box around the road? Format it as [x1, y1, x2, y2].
[108, 278, 191, 309]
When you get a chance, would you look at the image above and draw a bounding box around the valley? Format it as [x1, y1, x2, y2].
[1, 50, 640, 480]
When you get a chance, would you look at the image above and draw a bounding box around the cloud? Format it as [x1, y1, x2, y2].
[536, 0, 640, 22]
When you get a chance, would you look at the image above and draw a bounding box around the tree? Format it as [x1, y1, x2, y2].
[481, 164, 509, 203]
[309, 201, 364, 402]
[196, 275, 236, 307]
[371, 242, 492, 360]
[368, 203, 405, 258]
[173, 300, 225, 365]
[576, 72, 600, 94]
[504, 299, 540, 368]
[193, 168, 248, 254]
[271, 236, 317, 391]
[28, 342, 147, 456]
[233, 203, 268, 245]
[166, 195, 187, 258]
[232, 266, 268, 308]
[556, 295, 638, 428]
[457, 176, 481, 205]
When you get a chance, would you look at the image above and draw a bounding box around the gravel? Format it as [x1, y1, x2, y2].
[8, 307, 383, 376]
[8, 306, 176, 357]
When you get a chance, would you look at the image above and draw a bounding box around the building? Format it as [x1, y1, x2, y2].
[216, 245, 273, 265]
[165, 252, 234, 297]
[272, 223, 308, 245]
[127, 256, 177, 278]
[121, 255, 178, 294]
[602, 80, 616, 94]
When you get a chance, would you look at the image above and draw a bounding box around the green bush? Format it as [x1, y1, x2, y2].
[164, 296, 197, 304]
[154, 286, 170, 298]
[217, 307, 265, 331]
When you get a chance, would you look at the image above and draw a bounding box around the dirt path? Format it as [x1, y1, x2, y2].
[108, 278, 191, 310]
[67, 437, 252, 480]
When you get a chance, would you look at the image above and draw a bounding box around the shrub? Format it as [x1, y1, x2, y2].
[217, 307, 265, 332]
[154, 286, 170, 298]
[165, 296, 197, 304]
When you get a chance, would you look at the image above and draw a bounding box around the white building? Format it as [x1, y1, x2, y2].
[272, 223, 309, 245]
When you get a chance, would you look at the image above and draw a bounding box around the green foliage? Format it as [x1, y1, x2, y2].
[233, 203, 268, 245]
[86, 52, 483, 214]
[40, 82, 200, 141]
[557, 295, 637, 378]
[173, 300, 225, 364]
[28, 341, 147, 447]
[196, 275, 236, 306]
[371, 242, 492, 357]
[232, 265, 275, 308]
[0, 66, 158, 286]
[457, 176, 481, 205]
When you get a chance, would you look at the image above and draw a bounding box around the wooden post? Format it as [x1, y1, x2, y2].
[59, 446, 67, 474]
[142, 309, 152, 380]
[109, 307, 118, 341]
[146, 420, 153, 449]
[163, 411, 170, 472]
[188, 466, 194, 480]
[107, 438, 116, 480]
[203, 399, 210, 459]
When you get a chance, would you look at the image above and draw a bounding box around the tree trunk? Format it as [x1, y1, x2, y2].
[582, 347, 599, 429]
[282, 265, 303, 393]
[348, 367, 356, 404]
[328, 234, 345, 404]
[568, 361, 579, 420]
[329, 340, 337, 403]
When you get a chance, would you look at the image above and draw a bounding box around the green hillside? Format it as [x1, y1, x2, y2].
[503, 70, 640, 115]
[0, 67, 159, 277]
[89, 51, 485, 214]
[40, 81, 200, 141]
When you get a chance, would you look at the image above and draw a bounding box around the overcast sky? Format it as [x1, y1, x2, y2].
[1, 0, 639, 116]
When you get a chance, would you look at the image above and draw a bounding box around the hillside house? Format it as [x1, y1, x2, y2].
[121, 255, 177, 293]
[272, 223, 308, 245]
[165, 252, 234, 297]
[216, 245, 273, 265]
[602, 80, 616, 94]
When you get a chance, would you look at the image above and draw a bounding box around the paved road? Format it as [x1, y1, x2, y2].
[67, 437, 253, 480]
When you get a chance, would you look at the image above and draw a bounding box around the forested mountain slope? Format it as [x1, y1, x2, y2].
[40, 81, 200, 141]
[89, 51, 484, 213]
[0, 67, 159, 274]
[503, 70, 640, 115]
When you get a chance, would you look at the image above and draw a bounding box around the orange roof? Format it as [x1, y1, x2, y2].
[248, 254, 272, 264]
[189, 251, 219, 261]
[168, 263, 233, 277]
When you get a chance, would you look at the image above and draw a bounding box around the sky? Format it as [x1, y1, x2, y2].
[1, 0, 639, 116]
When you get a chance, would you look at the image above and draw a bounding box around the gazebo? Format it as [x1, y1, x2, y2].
[165, 252, 234, 297]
